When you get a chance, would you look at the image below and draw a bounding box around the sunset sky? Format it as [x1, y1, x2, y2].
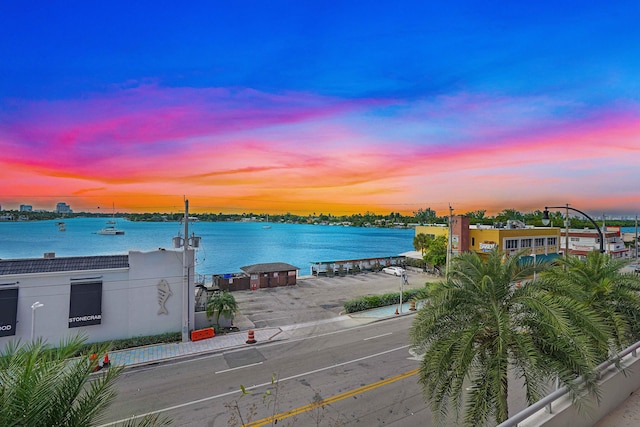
[1, 1, 639, 216]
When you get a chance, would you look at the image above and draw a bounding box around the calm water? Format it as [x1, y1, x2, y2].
[0, 218, 415, 275]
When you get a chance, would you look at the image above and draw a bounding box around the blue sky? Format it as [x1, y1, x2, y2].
[1, 1, 639, 215]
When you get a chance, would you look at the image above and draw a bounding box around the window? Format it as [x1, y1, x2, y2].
[0, 288, 18, 337]
[570, 237, 579, 242]
[506, 239, 518, 249]
[535, 238, 545, 247]
[68, 282, 102, 328]
[547, 237, 557, 246]
[521, 239, 532, 248]
[472, 237, 475, 246]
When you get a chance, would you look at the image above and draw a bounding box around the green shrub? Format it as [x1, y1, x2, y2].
[343, 288, 425, 313]
[78, 331, 181, 355]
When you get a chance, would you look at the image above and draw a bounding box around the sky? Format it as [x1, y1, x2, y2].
[1, 1, 639, 217]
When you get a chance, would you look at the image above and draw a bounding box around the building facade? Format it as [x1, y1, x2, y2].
[560, 226, 629, 259]
[0, 249, 195, 346]
[416, 216, 561, 261]
[55, 202, 72, 214]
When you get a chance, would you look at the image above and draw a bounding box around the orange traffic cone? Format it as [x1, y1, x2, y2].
[90, 353, 102, 371]
[246, 330, 257, 344]
[395, 307, 399, 315]
[409, 300, 417, 311]
[103, 353, 110, 368]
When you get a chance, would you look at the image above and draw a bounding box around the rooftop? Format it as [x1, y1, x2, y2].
[0, 255, 129, 276]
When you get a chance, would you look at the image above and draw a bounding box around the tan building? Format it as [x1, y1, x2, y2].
[416, 216, 561, 262]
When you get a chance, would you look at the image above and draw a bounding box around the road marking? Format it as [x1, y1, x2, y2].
[254, 316, 289, 322]
[363, 332, 392, 340]
[96, 345, 409, 426]
[215, 361, 263, 374]
[244, 368, 420, 427]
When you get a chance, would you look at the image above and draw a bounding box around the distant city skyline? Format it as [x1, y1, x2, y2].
[1, 2, 639, 216]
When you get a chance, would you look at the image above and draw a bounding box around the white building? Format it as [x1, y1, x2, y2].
[19, 205, 32, 212]
[560, 227, 629, 259]
[0, 249, 195, 345]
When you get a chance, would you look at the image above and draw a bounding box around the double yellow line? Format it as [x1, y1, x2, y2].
[244, 368, 419, 426]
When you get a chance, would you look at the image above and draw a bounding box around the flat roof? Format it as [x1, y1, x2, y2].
[0, 255, 129, 275]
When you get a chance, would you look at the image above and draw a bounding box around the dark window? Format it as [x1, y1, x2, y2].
[0, 288, 18, 337]
[69, 282, 102, 328]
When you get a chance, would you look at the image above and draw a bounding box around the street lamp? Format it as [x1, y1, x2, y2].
[30, 301, 44, 341]
[542, 205, 605, 254]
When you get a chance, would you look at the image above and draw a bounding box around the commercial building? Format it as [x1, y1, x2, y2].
[415, 216, 561, 262]
[19, 205, 32, 212]
[55, 202, 72, 214]
[560, 226, 629, 259]
[0, 249, 195, 345]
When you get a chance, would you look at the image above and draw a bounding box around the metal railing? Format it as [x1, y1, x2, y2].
[497, 340, 640, 427]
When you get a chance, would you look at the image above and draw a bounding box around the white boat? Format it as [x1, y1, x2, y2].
[97, 204, 125, 235]
[97, 225, 124, 235]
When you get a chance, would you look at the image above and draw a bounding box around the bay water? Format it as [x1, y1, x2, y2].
[0, 218, 415, 276]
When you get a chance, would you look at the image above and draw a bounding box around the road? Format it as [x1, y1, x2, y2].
[99, 314, 531, 426]
[99, 315, 421, 426]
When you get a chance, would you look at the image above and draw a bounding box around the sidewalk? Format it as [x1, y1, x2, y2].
[104, 302, 418, 369]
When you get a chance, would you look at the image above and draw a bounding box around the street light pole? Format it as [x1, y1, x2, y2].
[30, 301, 44, 341]
[542, 205, 605, 254]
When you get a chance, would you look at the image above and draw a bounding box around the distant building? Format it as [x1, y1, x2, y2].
[55, 202, 72, 214]
[19, 205, 32, 212]
[560, 227, 629, 259]
[416, 215, 561, 262]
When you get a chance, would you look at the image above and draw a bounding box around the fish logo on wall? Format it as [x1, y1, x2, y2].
[157, 279, 172, 315]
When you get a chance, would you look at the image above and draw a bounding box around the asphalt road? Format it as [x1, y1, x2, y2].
[99, 321, 531, 426]
[98, 271, 534, 426]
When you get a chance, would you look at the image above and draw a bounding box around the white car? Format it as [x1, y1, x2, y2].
[382, 266, 405, 276]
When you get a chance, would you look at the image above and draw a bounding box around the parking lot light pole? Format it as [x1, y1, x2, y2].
[30, 301, 44, 341]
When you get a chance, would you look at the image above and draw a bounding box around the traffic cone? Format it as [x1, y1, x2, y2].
[395, 307, 399, 315]
[103, 353, 110, 368]
[409, 300, 417, 311]
[246, 330, 257, 344]
[89, 353, 101, 371]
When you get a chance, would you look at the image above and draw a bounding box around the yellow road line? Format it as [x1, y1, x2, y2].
[244, 368, 419, 427]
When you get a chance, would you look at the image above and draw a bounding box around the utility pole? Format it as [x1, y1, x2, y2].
[636, 215, 638, 264]
[182, 198, 190, 343]
[446, 205, 453, 279]
[564, 204, 570, 259]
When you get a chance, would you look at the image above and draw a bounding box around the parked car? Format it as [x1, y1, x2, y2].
[382, 266, 405, 276]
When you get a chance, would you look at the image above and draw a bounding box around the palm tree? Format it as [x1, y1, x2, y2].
[413, 233, 432, 258]
[207, 291, 239, 328]
[541, 251, 640, 355]
[409, 249, 605, 426]
[0, 335, 170, 426]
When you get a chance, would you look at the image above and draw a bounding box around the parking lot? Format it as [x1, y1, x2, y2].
[231, 268, 440, 330]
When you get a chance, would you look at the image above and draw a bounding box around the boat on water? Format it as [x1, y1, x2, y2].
[57, 222, 66, 232]
[97, 204, 125, 235]
[97, 224, 125, 235]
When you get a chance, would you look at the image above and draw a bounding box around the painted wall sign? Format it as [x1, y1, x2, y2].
[68, 282, 102, 327]
[157, 279, 172, 315]
[0, 288, 18, 337]
[479, 241, 497, 252]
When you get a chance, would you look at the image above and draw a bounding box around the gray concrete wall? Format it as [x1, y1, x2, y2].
[520, 352, 640, 427]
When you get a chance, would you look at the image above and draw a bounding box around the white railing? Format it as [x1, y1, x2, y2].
[497, 340, 640, 427]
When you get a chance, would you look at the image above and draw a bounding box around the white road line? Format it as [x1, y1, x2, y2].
[215, 361, 263, 374]
[254, 316, 289, 322]
[96, 345, 409, 427]
[363, 332, 393, 341]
